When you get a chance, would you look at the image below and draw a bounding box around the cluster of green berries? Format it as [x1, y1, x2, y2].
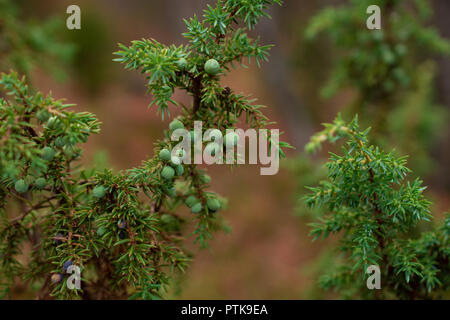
[204, 59, 221, 75]
[38, 107, 88, 157]
[202, 130, 239, 157]
[13, 144, 60, 193]
[185, 194, 221, 214]
[185, 195, 202, 213]
[159, 119, 187, 182]
[14, 176, 47, 193]
[160, 151, 185, 180]
[18, 106, 98, 195]
[175, 57, 220, 75]
[158, 119, 223, 215]
[12, 112, 84, 194]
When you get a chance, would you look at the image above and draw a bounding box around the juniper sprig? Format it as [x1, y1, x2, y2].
[0, 0, 290, 299]
[305, 0, 450, 102]
[305, 115, 449, 299]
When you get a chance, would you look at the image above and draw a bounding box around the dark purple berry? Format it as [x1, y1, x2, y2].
[117, 219, 127, 229]
[54, 233, 64, 245]
[119, 230, 127, 239]
[63, 260, 73, 272]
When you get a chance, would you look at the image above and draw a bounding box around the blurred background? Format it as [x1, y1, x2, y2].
[7, 0, 450, 298]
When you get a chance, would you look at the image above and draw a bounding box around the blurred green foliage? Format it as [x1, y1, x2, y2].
[64, 9, 113, 95]
[0, 0, 75, 80]
[303, 0, 449, 178]
[294, 0, 450, 299]
[305, 0, 450, 102]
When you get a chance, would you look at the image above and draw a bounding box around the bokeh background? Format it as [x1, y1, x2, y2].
[11, 0, 450, 298]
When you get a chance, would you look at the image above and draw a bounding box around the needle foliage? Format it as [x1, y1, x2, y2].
[305, 115, 449, 299]
[0, 0, 290, 299]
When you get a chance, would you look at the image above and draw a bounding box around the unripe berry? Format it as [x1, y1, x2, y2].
[159, 148, 171, 161]
[190, 202, 202, 214]
[35, 177, 47, 189]
[55, 137, 66, 148]
[199, 174, 211, 184]
[161, 166, 175, 180]
[169, 119, 184, 132]
[224, 132, 239, 147]
[41, 147, 55, 161]
[14, 179, 28, 193]
[93, 185, 106, 199]
[62, 260, 73, 273]
[47, 116, 61, 130]
[176, 58, 188, 70]
[175, 164, 184, 176]
[207, 198, 221, 212]
[204, 59, 220, 75]
[185, 195, 199, 208]
[166, 186, 176, 198]
[36, 109, 51, 122]
[96, 227, 106, 237]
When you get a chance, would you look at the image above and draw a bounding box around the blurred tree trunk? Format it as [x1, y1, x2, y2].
[432, 0, 450, 189]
